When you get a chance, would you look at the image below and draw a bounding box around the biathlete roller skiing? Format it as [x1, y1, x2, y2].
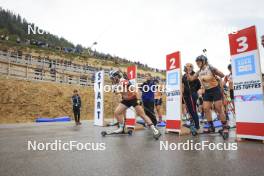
[187, 55, 229, 140]
[223, 64, 235, 120]
[101, 70, 162, 140]
[182, 63, 201, 136]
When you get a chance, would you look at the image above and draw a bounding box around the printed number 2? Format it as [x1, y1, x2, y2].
[236, 36, 248, 53]
[169, 58, 176, 70]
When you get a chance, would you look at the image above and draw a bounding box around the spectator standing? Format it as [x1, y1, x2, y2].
[72, 90, 82, 125]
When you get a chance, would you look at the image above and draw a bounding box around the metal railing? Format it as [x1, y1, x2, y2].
[0, 50, 163, 86]
[0, 50, 94, 86]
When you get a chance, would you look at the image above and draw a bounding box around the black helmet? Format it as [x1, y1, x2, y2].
[109, 70, 122, 79]
[228, 64, 232, 70]
[195, 55, 208, 63]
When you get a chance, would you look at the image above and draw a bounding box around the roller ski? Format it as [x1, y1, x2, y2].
[101, 124, 133, 137]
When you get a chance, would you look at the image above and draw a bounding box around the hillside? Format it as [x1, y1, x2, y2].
[0, 7, 165, 74]
[0, 76, 166, 123]
[0, 75, 120, 123]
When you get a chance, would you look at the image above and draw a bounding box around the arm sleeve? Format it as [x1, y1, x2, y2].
[210, 65, 224, 78]
[210, 66, 217, 73]
[215, 68, 225, 78]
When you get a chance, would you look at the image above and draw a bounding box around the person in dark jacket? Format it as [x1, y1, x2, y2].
[72, 89, 82, 125]
[182, 63, 201, 130]
[140, 73, 157, 126]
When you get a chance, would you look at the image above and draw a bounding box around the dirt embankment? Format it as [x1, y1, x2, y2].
[0, 76, 166, 124]
[0, 76, 119, 123]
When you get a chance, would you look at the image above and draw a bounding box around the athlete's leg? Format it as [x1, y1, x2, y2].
[155, 99, 163, 122]
[134, 105, 161, 137]
[185, 95, 200, 129]
[203, 101, 214, 132]
[214, 100, 227, 122]
[143, 101, 157, 125]
[214, 99, 229, 138]
[157, 105, 163, 122]
[134, 105, 153, 125]
[203, 101, 212, 121]
[112, 103, 128, 133]
[114, 103, 128, 124]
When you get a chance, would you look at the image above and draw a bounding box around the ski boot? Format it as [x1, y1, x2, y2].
[150, 125, 161, 140]
[190, 120, 198, 136]
[220, 124, 229, 140]
[113, 126, 125, 134]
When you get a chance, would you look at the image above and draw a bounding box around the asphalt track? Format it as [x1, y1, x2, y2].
[0, 121, 263, 176]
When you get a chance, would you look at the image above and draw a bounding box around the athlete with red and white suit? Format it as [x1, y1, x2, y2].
[109, 70, 161, 139]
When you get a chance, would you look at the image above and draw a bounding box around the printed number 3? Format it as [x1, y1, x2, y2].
[236, 36, 248, 53]
[169, 58, 176, 69]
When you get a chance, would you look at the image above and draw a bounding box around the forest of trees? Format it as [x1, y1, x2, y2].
[0, 7, 75, 48]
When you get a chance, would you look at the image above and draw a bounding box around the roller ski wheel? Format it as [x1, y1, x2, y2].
[191, 131, 198, 136]
[191, 130, 198, 136]
[222, 127, 229, 140]
[127, 129, 133, 136]
[101, 131, 107, 137]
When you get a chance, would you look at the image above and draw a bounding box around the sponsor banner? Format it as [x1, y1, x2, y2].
[228, 26, 264, 139]
[234, 94, 263, 102]
[231, 50, 261, 79]
[234, 80, 262, 91]
[94, 70, 104, 126]
[125, 65, 137, 128]
[166, 51, 182, 132]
